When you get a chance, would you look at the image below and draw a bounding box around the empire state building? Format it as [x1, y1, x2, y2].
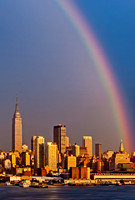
[12, 99, 22, 152]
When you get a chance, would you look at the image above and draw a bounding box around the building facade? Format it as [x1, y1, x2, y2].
[35, 136, 45, 170]
[110, 140, 130, 171]
[72, 144, 80, 157]
[66, 155, 76, 170]
[31, 136, 36, 154]
[83, 136, 92, 157]
[65, 136, 69, 147]
[54, 124, 66, 154]
[95, 143, 102, 158]
[46, 142, 57, 170]
[12, 100, 22, 152]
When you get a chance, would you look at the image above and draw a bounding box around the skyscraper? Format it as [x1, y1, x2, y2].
[119, 139, 124, 152]
[46, 142, 57, 170]
[83, 136, 92, 157]
[95, 143, 102, 158]
[12, 99, 22, 152]
[72, 144, 80, 157]
[31, 136, 36, 154]
[65, 136, 69, 147]
[54, 124, 66, 154]
[34, 136, 45, 169]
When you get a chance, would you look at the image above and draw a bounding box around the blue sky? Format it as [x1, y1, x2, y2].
[0, 0, 134, 152]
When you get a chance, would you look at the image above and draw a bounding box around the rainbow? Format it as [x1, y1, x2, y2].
[55, 0, 133, 152]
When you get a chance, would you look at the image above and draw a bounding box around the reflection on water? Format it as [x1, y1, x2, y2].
[0, 185, 135, 200]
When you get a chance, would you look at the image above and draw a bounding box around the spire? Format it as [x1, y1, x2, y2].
[15, 96, 19, 112]
[13, 97, 21, 118]
[119, 139, 124, 152]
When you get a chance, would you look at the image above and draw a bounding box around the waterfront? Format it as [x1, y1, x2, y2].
[0, 185, 135, 200]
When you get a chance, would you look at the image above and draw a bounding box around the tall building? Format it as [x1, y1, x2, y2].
[12, 99, 22, 152]
[46, 142, 57, 170]
[66, 155, 76, 170]
[95, 143, 102, 158]
[119, 139, 124, 152]
[35, 136, 45, 169]
[83, 136, 92, 157]
[54, 124, 66, 154]
[110, 140, 130, 171]
[65, 136, 69, 147]
[72, 144, 80, 157]
[21, 152, 30, 166]
[80, 147, 87, 156]
[9, 152, 16, 168]
[31, 136, 36, 154]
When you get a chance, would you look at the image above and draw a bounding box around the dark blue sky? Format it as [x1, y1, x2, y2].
[0, 0, 134, 152]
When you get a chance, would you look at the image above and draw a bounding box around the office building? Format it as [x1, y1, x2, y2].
[110, 140, 130, 170]
[8, 152, 16, 168]
[54, 124, 66, 154]
[12, 99, 22, 152]
[70, 167, 79, 179]
[72, 144, 80, 157]
[21, 152, 30, 166]
[46, 142, 57, 170]
[31, 136, 36, 154]
[65, 136, 69, 147]
[79, 167, 88, 179]
[95, 143, 102, 158]
[66, 155, 76, 170]
[80, 147, 87, 156]
[83, 136, 92, 157]
[35, 136, 45, 169]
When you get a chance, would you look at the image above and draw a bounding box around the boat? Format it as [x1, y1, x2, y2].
[115, 181, 122, 186]
[31, 181, 48, 188]
[19, 181, 29, 188]
[5, 182, 13, 186]
[39, 183, 48, 188]
[68, 183, 76, 186]
[30, 181, 39, 188]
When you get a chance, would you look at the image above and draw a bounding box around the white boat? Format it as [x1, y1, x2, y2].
[19, 181, 29, 188]
[5, 182, 12, 186]
[115, 181, 122, 186]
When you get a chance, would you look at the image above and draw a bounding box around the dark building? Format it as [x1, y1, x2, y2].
[53, 124, 66, 154]
[31, 136, 36, 154]
[95, 143, 102, 158]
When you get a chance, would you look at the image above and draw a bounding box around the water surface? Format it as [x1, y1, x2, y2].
[0, 185, 135, 200]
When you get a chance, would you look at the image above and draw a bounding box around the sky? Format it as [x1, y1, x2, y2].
[0, 0, 135, 153]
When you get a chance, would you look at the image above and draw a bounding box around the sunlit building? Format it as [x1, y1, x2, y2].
[65, 136, 69, 147]
[31, 136, 36, 154]
[35, 136, 45, 170]
[46, 142, 57, 170]
[66, 155, 76, 170]
[12, 99, 22, 152]
[21, 152, 30, 166]
[110, 140, 130, 171]
[72, 144, 80, 157]
[9, 153, 16, 168]
[83, 136, 92, 157]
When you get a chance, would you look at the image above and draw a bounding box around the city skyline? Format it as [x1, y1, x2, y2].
[0, 99, 130, 155]
[0, 0, 134, 152]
